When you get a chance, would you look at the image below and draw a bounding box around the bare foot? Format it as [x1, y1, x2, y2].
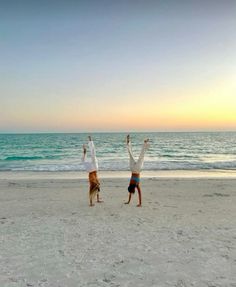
[124, 202, 130, 204]
[97, 200, 104, 203]
[136, 204, 142, 207]
[89, 203, 95, 207]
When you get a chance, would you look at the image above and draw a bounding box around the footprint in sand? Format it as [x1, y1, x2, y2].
[8, 182, 17, 186]
[214, 192, 230, 197]
[204, 193, 230, 197]
[1, 217, 7, 224]
[176, 279, 187, 287]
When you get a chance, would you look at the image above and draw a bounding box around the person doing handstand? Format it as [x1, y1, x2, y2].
[125, 134, 149, 207]
[82, 136, 103, 207]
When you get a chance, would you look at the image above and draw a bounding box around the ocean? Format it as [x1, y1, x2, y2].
[0, 132, 236, 172]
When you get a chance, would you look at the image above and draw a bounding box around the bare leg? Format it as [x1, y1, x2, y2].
[136, 185, 142, 207]
[125, 193, 132, 204]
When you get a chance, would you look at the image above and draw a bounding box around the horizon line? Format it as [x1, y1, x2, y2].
[0, 130, 236, 135]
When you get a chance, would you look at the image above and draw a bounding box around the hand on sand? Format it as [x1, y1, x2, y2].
[97, 199, 104, 203]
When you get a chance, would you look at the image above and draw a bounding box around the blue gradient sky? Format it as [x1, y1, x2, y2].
[1, 0, 235, 132]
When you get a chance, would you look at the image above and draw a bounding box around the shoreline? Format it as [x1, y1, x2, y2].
[0, 169, 236, 180]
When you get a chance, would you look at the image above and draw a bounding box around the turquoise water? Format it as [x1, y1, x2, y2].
[0, 132, 236, 171]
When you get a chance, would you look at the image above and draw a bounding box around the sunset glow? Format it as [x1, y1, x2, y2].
[0, 1, 235, 132]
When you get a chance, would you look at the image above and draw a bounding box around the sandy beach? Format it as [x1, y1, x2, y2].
[0, 173, 235, 287]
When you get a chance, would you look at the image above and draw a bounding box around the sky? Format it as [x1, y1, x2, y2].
[0, 0, 236, 132]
